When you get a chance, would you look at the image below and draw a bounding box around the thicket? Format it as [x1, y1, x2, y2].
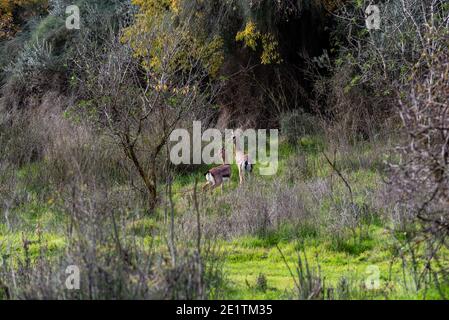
[0, 0, 448, 299]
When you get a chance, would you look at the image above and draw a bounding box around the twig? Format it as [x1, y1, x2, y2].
[322, 151, 354, 204]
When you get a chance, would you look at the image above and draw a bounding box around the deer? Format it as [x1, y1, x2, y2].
[203, 148, 232, 192]
[232, 132, 253, 184]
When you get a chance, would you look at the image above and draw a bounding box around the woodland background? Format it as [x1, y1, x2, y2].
[0, 0, 448, 299]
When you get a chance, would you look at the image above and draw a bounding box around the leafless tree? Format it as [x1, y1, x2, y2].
[387, 9, 449, 289]
[72, 14, 219, 213]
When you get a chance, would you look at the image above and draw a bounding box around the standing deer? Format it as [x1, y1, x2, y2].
[203, 148, 232, 192]
[233, 133, 253, 184]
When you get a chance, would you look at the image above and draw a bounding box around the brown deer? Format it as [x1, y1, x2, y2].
[203, 148, 232, 192]
[233, 133, 253, 184]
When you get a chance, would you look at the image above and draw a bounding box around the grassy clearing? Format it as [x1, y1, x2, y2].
[1, 135, 447, 299]
[189, 136, 447, 299]
[222, 230, 393, 300]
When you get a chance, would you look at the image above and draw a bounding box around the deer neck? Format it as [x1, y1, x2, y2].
[222, 153, 229, 165]
[234, 142, 246, 163]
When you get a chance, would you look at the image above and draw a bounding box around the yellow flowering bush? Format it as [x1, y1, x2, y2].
[236, 21, 282, 65]
[0, 0, 48, 39]
[122, 0, 224, 78]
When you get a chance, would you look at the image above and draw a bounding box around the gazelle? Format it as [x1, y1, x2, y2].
[203, 148, 231, 192]
[233, 132, 253, 184]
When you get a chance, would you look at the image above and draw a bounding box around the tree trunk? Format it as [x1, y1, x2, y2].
[125, 142, 157, 214]
[147, 166, 157, 214]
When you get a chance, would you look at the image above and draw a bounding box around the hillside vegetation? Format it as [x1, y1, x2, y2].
[0, 0, 448, 300]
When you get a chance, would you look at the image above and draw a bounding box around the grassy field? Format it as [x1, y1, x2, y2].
[1, 135, 448, 300]
[172, 136, 448, 299]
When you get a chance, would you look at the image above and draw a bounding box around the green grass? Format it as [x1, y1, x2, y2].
[211, 137, 447, 300]
[1, 135, 448, 300]
[221, 229, 447, 300]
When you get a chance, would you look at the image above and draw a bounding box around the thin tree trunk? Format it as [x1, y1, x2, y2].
[125, 142, 157, 214]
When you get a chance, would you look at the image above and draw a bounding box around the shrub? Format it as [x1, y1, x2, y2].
[280, 110, 320, 144]
[255, 273, 268, 292]
[5, 39, 57, 81]
[183, 178, 316, 239]
[388, 27, 449, 291]
[0, 182, 224, 300]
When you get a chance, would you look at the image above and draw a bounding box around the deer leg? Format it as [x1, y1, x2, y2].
[202, 182, 211, 192]
[207, 183, 221, 194]
[239, 165, 244, 184]
[213, 177, 223, 192]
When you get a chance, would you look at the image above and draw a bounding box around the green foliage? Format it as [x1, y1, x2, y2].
[280, 110, 321, 145]
[123, 0, 225, 77]
[4, 39, 56, 81]
[31, 14, 65, 42]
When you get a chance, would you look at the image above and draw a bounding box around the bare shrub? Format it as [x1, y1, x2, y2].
[181, 178, 314, 239]
[309, 0, 449, 144]
[0, 182, 224, 300]
[229, 180, 312, 237]
[72, 9, 219, 213]
[326, 197, 373, 244]
[0, 92, 131, 208]
[43, 116, 129, 190]
[285, 153, 315, 181]
[0, 161, 18, 231]
[0, 108, 49, 166]
[277, 244, 324, 300]
[322, 150, 378, 247]
[388, 26, 449, 292]
[278, 243, 384, 300]
[280, 110, 321, 145]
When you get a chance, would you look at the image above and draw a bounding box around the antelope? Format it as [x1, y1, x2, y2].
[233, 132, 253, 184]
[203, 148, 231, 192]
